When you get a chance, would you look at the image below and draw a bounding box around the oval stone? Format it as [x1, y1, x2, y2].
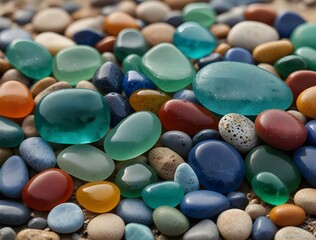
[306, 120, 316, 146]
[188, 140, 245, 193]
[28, 217, 48, 230]
[290, 23, 316, 50]
[104, 111, 161, 161]
[275, 11, 305, 39]
[0, 200, 31, 225]
[161, 131, 193, 159]
[275, 227, 316, 240]
[294, 146, 316, 187]
[244, 4, 277, 25]
[174, 163, 199, 193]
[0, 116, 24, 148]
[57, 144, 115, 182]
[295, 47, 316, 71]
[294, 188, 316, 215]
[35, 89, 110, 144]
[193, 61, 293, 116]
[125, 223, 154, 240]
[269, 204, 306, 227]
[252, 216, 277, 240]
[297, 86, 316, 118]
[274, 55, 307, 80]
[183, 219, 219, 240]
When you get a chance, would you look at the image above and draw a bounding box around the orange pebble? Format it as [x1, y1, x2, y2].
[214, 43, 231, 56]
[0, 80, 34, 118]
[297, 86, 316, 118]
[95, 36, 116, 53]
[269, 203, 306, 227]
[103, 11, 140, 36]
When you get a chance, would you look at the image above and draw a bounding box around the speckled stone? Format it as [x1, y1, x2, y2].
[294, 188, 316, 215]
[245, 204, 267, 220]
[274, 227, 316, 240]
[16, 229, 60, 240]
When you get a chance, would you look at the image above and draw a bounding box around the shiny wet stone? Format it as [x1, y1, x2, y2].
[0, 200, 31, 226]
[0, 116, 24, 148]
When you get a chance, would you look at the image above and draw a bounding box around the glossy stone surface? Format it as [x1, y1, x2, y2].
[306, 120, 316, 146]
[28, 217, 48, 230]
[188, 140, 245, 193]
[197, 53, 223, 69]
[141, 43, 195, 92]
[295, 47, 316, 71]
[274, 55, 307, 79]
[0, 81, 34, 118]
[76, 181, 120, 213]
[173, 22, 217, 59]
[73, 29, 104, 46]
[297, 86, 316, 118]
[227, 192, 248, 210]
[252, 172, 289, 205]
[53, 45, 102, 85]
[115, 162, 157, 198]
[275, 11, 305, 38]
[244, 4, 277, 26]
[294, 146, 316, 187]
[174, 163, 199, 193]
[192, 129, 222, 145]
[0, 200, 31, 225]
[104, 111, 161, 161]
[245, 145, 301, 193]
[122, 54, 142, 73]
[35, 89, 110, 144]
[57, 144, 115, 182]
[159, 99, 218, 136]
[224, 47, 254, 64]
[183, 3, 216, 28]
[142, 181, 184, 209]
[290, 23, 316, 49]
[252, 216, 277, 240]
[6, 39, 52, 80]
[193, 62, 293, 116]
[0, 116, 24, 148]
[269, 204, 306, 227]
[172, 89, 200, 105]
[22, 168, 73, 211]
[125, 223, 154, 240]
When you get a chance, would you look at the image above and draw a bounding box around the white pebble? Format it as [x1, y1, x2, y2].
[274, 226, 316, 240]
[294, 188, 316, 215]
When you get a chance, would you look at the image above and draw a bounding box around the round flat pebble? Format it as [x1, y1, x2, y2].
[269, 204, 306, 227]
[294, 188, 316, 215]
[174, 163, 199, 193]
[136, 1, 171, 24]
[274, 227, 316, 240]
[245, 204, 267, 220]
[0, 227, 16, 240]
[183, 219, 219, 240]
[28, 217, 48, 230]
[0, 200, 31, 225]
[252, 216, 277, 240]
[0, 116, 24, 148]
[124, 223, 154, 240]
[141, 23, 175, 47]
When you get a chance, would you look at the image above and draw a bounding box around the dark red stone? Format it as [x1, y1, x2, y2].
[244, 4, 277, 26]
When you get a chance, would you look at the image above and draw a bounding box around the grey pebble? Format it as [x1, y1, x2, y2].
[183, 219, 219, 240]
[0, 227, 16, 240]
[28, 217, 48, 230]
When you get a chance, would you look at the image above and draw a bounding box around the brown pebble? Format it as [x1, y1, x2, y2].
[31, 77, 57, 97]
[34, 81, 72, 105]
[210, 23, 231, 39]
[0, 69, 31, 87]
[257, 63, 279, 76]
[76, 80, 99, 91]
[72, 8, 99, 20]
[269, 203, 306, 227]
[142, 23, 175, 47]
[163, 0, 197, 10]
[0, 147, 13, 166]
[16, 229, 60, 240]
[244, 4, 277, 26]
[22, 115, 39, 138]
[0, 58, 12, 75]
[95, 36, 116, 53]
[214, 42, 231, 56]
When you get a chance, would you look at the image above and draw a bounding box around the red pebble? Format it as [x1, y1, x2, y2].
[255, 109, 307, 151]
[159, 99, 218, 135]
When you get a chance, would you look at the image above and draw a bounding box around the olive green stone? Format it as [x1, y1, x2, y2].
[295, 47, 316, 71]
[123, 54, 142, 73]
[274, 55, 307, 79]
[290, 23, 316, 50]
[183, 3, 216, 28]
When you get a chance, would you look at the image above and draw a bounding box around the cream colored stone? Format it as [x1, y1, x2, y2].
[245, 204, 267, 220]
[275, 227, 316, 240]
[294, 188, 316, 215]
[16, 229, 60, 240]
[142, 23, 175, 47]
[136, 1, 171, 23]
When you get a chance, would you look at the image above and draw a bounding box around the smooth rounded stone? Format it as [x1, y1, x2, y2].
[294, 146, 316, 187]
[34, 81, 72, 105]
[0, 59, 11, 76]
[183, 3, 216, 28]
[115, 162, 157, 198]
[104, 111, 161, 161]
[19, 137, 56, 172]
[6, 39, 52, 80]
[227, 21, 279, 51]
[87, 213, 125, 240]
[216, 6, 245, 27]
[28, 217, 48, 230]
[224, 47, 254, 64]
[255, 109, 307, 151]
[244, 4, 277, 25]
[92, 61, 124, 95]
[183, 219, 219, 240]
[161, 131, 192, 159]
[102, 51, 117, 64]
[172, 89, 200, 105]
[14, 9, 35, 25]
[0, 68, 31, 87]
[274, 55, 307, 79]
[116, 0, 137, 15]
[174, 22, 217, 59]
[122, 70, 156, 98]
[153, 206, 189, 237]
[275, 227, 316, 240]
[219, 113, 258, 153]
[0, 227, 16, 240]
[274, 11, 305, 39]
[0, 17, 11, 31]
[0, 200, 31, 225]
[95, 35, 116, 53]
[141, 23, 175, 47]
[31, 77, 57, 97]
[125, 223, 154, 240]
[245, 204, 267, 220]
[103, 11, 139, 36]
[197, 53, 223, 69]
[0, 28, 32, 51]
[287, 110, 307, 124]
[174, 163, 199, 193]
[122, 54, 142, 72]
[193, 62, 293, 116]
[257, 63, 279, 76]
[192, 129, 222, 145]
[227, 192, 248, 210]
[290, 23, 316, 50]
[297, 86, 316, 118]
[136, 1, 170, 24]
[0, 116, 24, 148]
[76, 80, 98, 91]
[246, 145, 301, 193]
[16, 229, 60, 240]
[0, 147, 12, 166]
[73, 29, 104, 46]
[294, 188, 316, 215]
[53, 45, 103, 86]
[269, 204, 306, 227]
[34, 32, 76, 56]
[0, 155, 29, 198]
[252, 216, 277, 240]
[306, 120, 316, 146]
[57, 144, 114, 182]
[142, 181, 184, 209]
[217, 209, 252, 240]
[210, 23, 231, 39]
[141, 43, 195, 92]
[164, 10, 184, 27]
[295, 47, 316, 71]
[116, 198, 153, 226]
[214, 42, 232, 56]
[180, 190, 230, 219]
[47, 203, 84, 234]
[159, 99, 218, 136]
[65, 17, 103, 38]
[148, 147, 185, 180]
[188, 140, 245, 193]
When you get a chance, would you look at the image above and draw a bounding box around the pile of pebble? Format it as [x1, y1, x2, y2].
[1, 0, 316, 239]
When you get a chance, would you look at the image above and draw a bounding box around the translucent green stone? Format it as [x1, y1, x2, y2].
[290, 23, 316, 49]
[274, 55, 307, 79]
[252, 172, 289, 206]
[104, 111, 161, 161]
[183, 3, 216, 28]
[35, 89, 110, 144]
[141, 43, 195, 92]
[6, 39, 52, 80]
[114, 162, 158, 198]
[52, 45, 103, 86]
[123, 54, 142, 73]
[295, 47, 316, 71]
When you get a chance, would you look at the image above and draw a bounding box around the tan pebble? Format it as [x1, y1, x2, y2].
[136, 1, 171, 23]
[0, 147, 13, 166]
[34, 32, 76, 56]
[148, 147, 185, 180]
[257, 63, 279, 77]
[102, 52, 118, 64]
[163, 0, 197, 10]
[214, 42, 231, 56]
[87, 213, 125, 240]
[16, 229, 60, 240]
[32, 8, 72, 33]
[287, 110, 307, 124]
[34, 81, 72, 105]
[274, 226, 316, 240]
[76, 80, 99, 91]
[142, 23, 175, 47]
[210, 23, 231, 39]
[22, 115, 39, 138]
[0, 58, 12, 75]
[294, 188, 316, 215]
[31, 77, 57, 97]
[253, 40, 294, 64]
[269, 203, 306, 227]
[65, 17, 103, 38]
[249, 199, 259, 204]
[117, 1, 137, 16]
[72, 8, 99, 20]
[0, 69, 31, 86]
[245, 204, 267, 220]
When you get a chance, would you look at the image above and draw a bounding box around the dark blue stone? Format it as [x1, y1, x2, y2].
[226, 192, 248, 210]
[274, 11, 306, 38]
[0, 200, 31, 225]
[14, 9, 35, 25]
[163, 11, 184, 28]
[0, 155, 29, 198]
[116, 198, 153, 226]
[0, 18, 11, 32]
[192, 129, 222, 145]
[188, 140, 245, 193]
[122, 70, 156, 98]
[62, 2, 81, 13]
[104, 92, 133, 127]
[305, 119, 316, 147]
[92, 61, 124, 94]
[293, 146, 316, 187]
[161, 131, 193, 159]
[172, 89, 200, 105]
[180, 190, 230, 219]
[197, 53, 223, 69]
[73, 29, 105, 46]
[252, 216, 277, 240]
[224, 47, 255, 64]
[0, 28, 32, 51]
[28, 217, 48, 230]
